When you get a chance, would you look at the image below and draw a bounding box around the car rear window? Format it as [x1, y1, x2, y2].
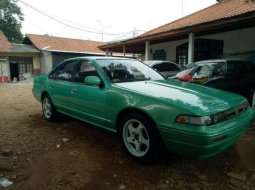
[153, 62, 180, 72]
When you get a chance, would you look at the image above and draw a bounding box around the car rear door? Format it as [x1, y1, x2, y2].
[47, 60, 78, 113]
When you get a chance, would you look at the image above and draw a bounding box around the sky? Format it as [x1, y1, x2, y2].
[18, 0, 217, 42]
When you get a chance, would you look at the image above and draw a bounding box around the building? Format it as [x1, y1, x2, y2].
[0, 31, 12, 82]
[0, 31, 40, 82]
[23, 34, 105, 74]
[99, 0, 255, 67]
[0, 32, 106, 82]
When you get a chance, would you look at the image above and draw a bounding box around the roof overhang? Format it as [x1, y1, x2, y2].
[11, 43, 40, 53]
[45, 49, 106, 55]
[99, 11, 255, 53]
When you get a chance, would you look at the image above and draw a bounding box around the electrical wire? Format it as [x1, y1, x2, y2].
[19, 0, 134, 36]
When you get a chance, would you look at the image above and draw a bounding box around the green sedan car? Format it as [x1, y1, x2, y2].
[33, 57, 254, 163]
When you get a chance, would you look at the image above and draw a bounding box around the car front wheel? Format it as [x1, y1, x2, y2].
[120, 113, 162, 163]
[252, 91, 255, 109]
[42, 94, 57, 121]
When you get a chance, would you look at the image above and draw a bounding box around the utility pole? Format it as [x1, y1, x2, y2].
[182, 0, 184, 18]
[97, 20, 110, 42]
[133, 28, 138, 38]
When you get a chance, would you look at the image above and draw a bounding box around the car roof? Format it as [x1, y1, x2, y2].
[195, 59, 251, 64]
[60, 56, 137, 63]
[143, 60, 177, 67]
[195, 59, 227, 63]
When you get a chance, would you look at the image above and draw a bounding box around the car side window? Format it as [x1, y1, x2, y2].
[211, 62, 225, 76]
[73, 60, 98, 83]
[48, 67, 58, 79]
[226, 63, 239, 77]
[227, 61, 254, 77]
[55, 61, 77, 81]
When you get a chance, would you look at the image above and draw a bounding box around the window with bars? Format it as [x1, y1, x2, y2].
[153, 50, 167, 60]
[176, 38, 224, 67]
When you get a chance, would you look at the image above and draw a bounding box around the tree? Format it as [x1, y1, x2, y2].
[0, 0, 24, 43]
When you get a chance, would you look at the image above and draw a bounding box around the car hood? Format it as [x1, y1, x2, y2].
[114, 79, 246, 115]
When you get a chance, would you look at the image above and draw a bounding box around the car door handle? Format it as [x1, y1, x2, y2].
[70, 88, 77, 93]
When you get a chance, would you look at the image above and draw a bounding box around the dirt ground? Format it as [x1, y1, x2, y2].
[0, 83, 255, 190]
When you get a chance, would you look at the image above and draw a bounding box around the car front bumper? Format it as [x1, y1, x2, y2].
[159, 108, 255, 158]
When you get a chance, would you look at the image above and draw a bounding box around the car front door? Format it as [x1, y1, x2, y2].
[68, 59, 108, 127]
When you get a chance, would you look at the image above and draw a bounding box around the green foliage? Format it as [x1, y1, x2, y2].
[0, 0, 24, 43]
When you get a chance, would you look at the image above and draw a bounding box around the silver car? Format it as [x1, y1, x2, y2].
[143, 60, 181, 78]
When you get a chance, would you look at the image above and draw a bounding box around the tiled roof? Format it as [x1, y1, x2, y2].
[25, 34, 105, 54]
[142, 0, 255, 37]
[0, 31, 11, 52]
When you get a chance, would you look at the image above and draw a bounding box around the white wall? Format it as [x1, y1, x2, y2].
[146, 26, 255, 61]
[0, 61, 9, 77]
[0, 56, 9, 78]
[200, 27, 255, 57]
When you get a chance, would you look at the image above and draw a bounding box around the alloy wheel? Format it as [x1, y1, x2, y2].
[43, 97, 52, 119]
[122, 119, 150, 157]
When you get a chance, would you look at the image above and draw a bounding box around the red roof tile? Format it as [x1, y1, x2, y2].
[25, 34, 105, 54]
[0, 31, 11, 52]
[142, 0, 255, 37]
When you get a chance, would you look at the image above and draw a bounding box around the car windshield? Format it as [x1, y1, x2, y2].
[96, 59, 164, 83]
[196, 62, 225, 77]
[197, 65, 213, 76]
[174, 68, 193, 78]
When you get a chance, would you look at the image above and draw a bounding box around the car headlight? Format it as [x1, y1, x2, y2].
[176, 115, 213, 126]
[176, 101, 249, 126]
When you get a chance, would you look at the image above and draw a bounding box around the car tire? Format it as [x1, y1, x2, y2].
[252, 90, 255, 109]
[42, 94, 58, 121]
[119, 113, 163, 164]
[249, 88, 255, 107]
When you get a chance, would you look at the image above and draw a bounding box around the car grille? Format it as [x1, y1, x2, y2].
[224, 103, 248, 120]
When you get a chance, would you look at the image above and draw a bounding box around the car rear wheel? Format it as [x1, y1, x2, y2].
[120, 113, 162, 163]
[42, 94, 57, 121]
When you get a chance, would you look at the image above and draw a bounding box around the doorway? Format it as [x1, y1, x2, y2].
[10, 63, 19, 81]
[9, 57, 33, 81]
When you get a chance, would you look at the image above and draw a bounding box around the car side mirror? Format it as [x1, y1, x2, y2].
[84, 76, 101, 86]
